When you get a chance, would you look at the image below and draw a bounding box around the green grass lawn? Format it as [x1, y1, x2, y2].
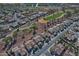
[44, 11, 65, 21]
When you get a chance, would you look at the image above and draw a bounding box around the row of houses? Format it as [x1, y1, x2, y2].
[28, 12, 47, 21]
[48, 22, 79, 56]
[5, 32, 50, 56]
[5, 17, 75, 56]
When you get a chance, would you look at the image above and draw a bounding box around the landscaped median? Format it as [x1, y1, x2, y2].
[44, 11, 65, 21]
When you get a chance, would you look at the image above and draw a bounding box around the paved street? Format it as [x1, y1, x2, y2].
[31, 21, 77, 56]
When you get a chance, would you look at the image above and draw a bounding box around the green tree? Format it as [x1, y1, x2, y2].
[22, 28, 32, 34]
[66, 11, 72, 17]
[16, 28, 19, 32]
[3, 36, 12, 44]
[74, 8, 79, 14]
[12, 31, 17, 38]
[30, 23, 38, 30]
[12, 28, 19, 38]
[30, 23, 38, 35]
